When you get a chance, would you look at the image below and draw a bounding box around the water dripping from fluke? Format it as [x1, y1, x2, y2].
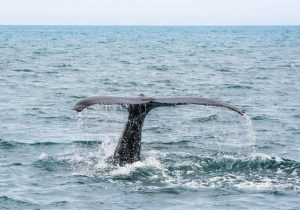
[70, 97, 300, 192]
[243, 113, 257, 153]
[74, 95, 245, 166]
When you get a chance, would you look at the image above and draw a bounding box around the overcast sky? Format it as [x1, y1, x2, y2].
[0, 0, 299, 25]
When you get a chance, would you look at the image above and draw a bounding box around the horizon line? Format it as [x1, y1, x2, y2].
[1, 24, 300, 27]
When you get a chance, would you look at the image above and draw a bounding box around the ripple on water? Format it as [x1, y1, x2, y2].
[0, 196, 38, 209]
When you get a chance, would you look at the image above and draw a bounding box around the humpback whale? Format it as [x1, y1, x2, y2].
[75, 95, 244, 166]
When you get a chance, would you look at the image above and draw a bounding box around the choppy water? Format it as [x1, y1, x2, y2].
[0, 26, 300, 210]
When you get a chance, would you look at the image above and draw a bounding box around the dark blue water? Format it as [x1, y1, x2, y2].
[0, 26, 300, 209]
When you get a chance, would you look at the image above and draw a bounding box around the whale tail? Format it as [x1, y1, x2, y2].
[75, 95, 244, 165]
[75, 95, 245, 115]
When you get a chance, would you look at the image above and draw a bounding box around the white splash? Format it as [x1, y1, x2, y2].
[110, 150, 164, 176]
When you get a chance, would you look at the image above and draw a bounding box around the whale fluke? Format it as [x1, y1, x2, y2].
[75, 95, 244, 165]
[75, 96, 245, 115]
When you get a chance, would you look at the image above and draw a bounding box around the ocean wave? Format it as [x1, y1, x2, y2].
[0, 139, 17, 149]
[0, 139, 103, 148]
[191, 114, 218, 123]
[33, 155, 73, 172]
[13, 68, 34, 72]
[2, 139, 300, 192]
[5, 139, 299, 177]
[226, 84, 253, 89]
[39, 142, 299, 191]
[0, 196, 38, 209]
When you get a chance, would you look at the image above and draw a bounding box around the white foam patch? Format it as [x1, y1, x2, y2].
[110, 161, 145, 176]
[233, 177, 299, 191]
[110, 151, 164, 176]
[38, 153, 48, 160]
[291, 170, 298, 176]
[248, 152, 272, 160]
[184, 180, 206, 189]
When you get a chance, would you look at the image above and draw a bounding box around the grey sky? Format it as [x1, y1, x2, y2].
[0, 0, 299, 25]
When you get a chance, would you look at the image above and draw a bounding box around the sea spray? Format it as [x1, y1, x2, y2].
[73, 104, 128, 175]
[243, 113, 257, 153]
[192, 106, 255, 156]
[68, 104, 300, 192]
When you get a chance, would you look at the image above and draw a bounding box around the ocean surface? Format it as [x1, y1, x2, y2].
[0, 26, 300, 210]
